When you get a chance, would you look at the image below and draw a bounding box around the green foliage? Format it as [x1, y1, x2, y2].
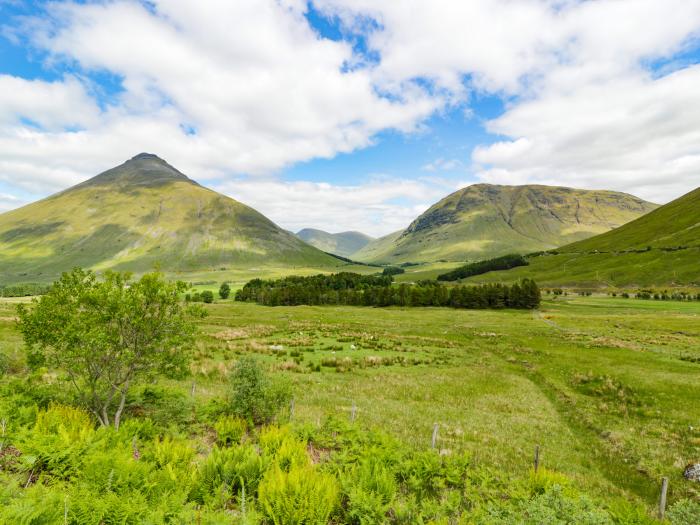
[514, 485, 613, 524]
[528, 467, 571, 496]
[343, 456, 397, 524]
[382, 266, 405, 276]
[190, 444, 266, 507]
[0, 283, 51, 298]
[258, 464, 339, 525]
[17, 269, 203, 429]
[228, 357, 291, 425]
[606, 498, 658, 525]
[236, 272, 540, 309]
[201, 290, 214, 303]
[219, 282, 231, 299]
[214, 415, 247, 446]
[666, 498, 700, 525]
[437, 253, 529, 281]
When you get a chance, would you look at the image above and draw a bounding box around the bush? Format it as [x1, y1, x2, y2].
[228, 357, 291, 425]
[258, 465, 339, 525]
[382, 266, 405, 276]
[201, 290, 214, 303]
[667, 498, 700, 525]
[219, 283, 231, 299]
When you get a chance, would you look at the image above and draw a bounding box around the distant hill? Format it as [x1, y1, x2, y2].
[0, 153, 339, 283]
[353, 184, 657, 264]
[465, 186, 700, 287]
[296, 228, 373, 258]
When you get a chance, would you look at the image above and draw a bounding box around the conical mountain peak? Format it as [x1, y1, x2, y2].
[74, 153, 197, 191]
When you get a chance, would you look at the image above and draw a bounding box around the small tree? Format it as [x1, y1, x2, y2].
[201, 290, 214, 303]
[229, 357, 291, 425]
[17, 268, 204, 429]
[219, 282, 231, 299]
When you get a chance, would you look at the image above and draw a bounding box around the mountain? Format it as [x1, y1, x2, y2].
[353, 184, 657, 264]
[0, 153, 339, 283]
[351, 230, 403, 262]
[464, 186, 700, 287]
[296, 228, 373, 258]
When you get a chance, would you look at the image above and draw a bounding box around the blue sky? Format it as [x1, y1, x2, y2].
[1, 1, 700, 236]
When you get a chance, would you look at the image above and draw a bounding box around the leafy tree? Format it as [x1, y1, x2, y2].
[219, 282, 231, 299]
[201, 290, 214, 303]
[17, 268, 204, 429]
[382, 266, 405, 276]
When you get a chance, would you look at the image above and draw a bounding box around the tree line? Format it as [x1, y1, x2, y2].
[0, 283, 51, 297]
[235, 272, 540, 309]
[437, 253, 529, 281]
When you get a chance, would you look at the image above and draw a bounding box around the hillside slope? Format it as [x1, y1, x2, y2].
[467, 186, 700, 287]
[296, 228, 373, 258]
[353, 184, 657, 264]
[0, 153, 339, 283]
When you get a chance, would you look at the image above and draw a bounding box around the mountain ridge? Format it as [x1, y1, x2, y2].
[354, 183, 658, 264]
[296, 228, 374, 258]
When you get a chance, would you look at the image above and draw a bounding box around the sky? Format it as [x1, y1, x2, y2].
[1, 0, 700, 237]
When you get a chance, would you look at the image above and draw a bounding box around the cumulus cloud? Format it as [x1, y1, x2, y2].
[213, 176, 447, 237]
[1, 0, 700, 233]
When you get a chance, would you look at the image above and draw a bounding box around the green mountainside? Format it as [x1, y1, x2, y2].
[0, 153, 339, 283]
[353, 184, 657, 264]
[296, 228, 373, 258]
[466, 186, 700, 287]
[351, 230, 403, 261]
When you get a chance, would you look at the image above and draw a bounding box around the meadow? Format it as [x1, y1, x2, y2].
[1, 293, 699, 523]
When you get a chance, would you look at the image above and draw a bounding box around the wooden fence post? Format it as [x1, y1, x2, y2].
[659, 477, 669, 520]
[431, 423, 439, 449]
[350, 402, 357, 423]
[534, 445, 540, 473]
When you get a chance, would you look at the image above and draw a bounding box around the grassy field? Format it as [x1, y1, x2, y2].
[2, 293, 697, 520]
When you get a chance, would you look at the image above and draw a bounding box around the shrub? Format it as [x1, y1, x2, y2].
[667, 498, 700, 525]
[258, 465, 339, 525]
[201, 290, 214, 303]
[219, 283, 231, 299]
[228, 358, 291, 425]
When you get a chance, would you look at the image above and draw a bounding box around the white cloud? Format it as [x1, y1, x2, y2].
[421, 158, 463, 172]
[473, 64, 700, 203]
[1, 0, 700, 233]
[213, 177, 445, 237]
[316, 0, 700, 202]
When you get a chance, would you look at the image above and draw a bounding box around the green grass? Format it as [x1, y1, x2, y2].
[4, 294, 697, 515]
[465, 247, 700, 288]
[473, 186, 700, 288]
